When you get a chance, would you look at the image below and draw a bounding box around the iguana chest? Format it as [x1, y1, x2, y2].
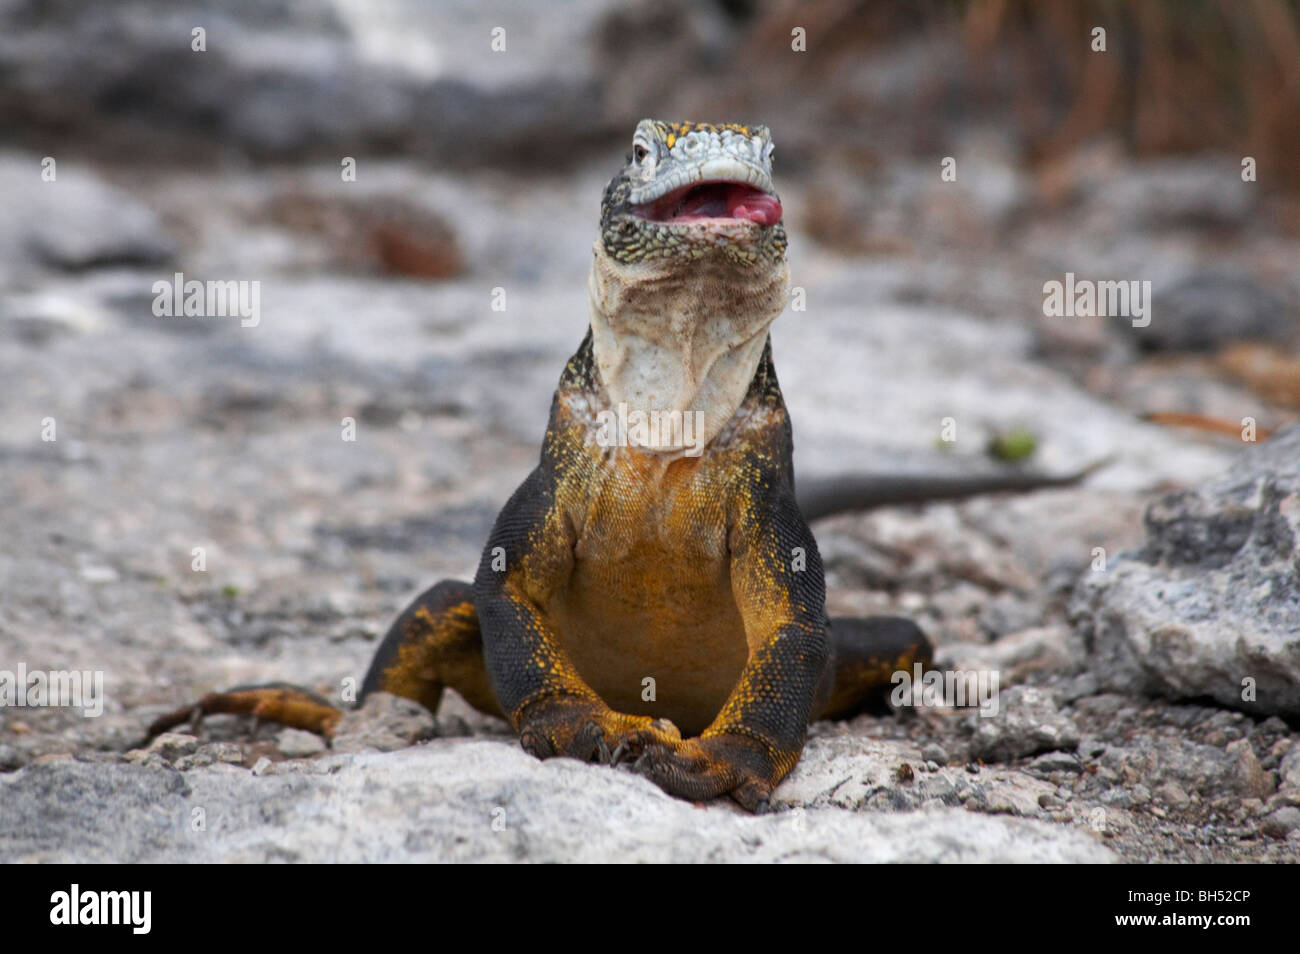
[543, 448, 749, 735]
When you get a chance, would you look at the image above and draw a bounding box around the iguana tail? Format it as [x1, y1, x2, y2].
[796, 458, 1112, 522]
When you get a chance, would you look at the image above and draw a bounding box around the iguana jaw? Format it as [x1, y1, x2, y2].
[631, 178, 782, 227]
[599, 119, 788, 266]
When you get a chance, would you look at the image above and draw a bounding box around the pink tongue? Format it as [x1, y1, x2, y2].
[727, 188, 782, 225]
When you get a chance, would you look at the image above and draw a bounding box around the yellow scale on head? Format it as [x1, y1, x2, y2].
[655, 121, 756, 150]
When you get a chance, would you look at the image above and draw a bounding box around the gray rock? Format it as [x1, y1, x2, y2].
[1089, 160, 1258, 232]
[1028, 752, 1083, 775]
[0, 0, 626, 163]
[0, 155, 175, 271]
[1227, 739, 1275, 799]
[0, 740, 1115, 863]
[1260, 806, 1300, 841]
[0, 745, 22, 770]
[1101, 789, 1133, 808]
[937, 625, 1074, 680]
[1131, 271, 1293, 354]
[967, 686, 1080, 762]
[1154, 781, 1191, 810]
[143, 732, 199, 763]
[921, 743, 948, 765]
[1073, 425, 1300, 715]
[331, 692, 435, 753]
[1280, 743, 1300, 792]
[276, 728, 327, 759]
[27, 182, 175, 270]
[1268, 790, 1300, 810]
[199, 742, 246, 765]
[1076, 736, 1107, 759]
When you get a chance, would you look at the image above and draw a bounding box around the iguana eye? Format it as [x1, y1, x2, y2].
[633, 145, 648, 162]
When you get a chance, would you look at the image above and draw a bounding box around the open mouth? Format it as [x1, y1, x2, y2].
[632, 180, 783, 227]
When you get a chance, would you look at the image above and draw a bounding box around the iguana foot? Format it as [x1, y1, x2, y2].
[615, 729, 778, 813]
[519, 716, 611, 763]
[145, 683, 343, 743]
[609, 718, 681, 765]
[515, 695, 653, 764]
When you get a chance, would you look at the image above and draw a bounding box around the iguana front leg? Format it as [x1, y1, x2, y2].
[474, 468, 660, 762]
[480, 582, 658, 762]
[614, 485, 829, 812]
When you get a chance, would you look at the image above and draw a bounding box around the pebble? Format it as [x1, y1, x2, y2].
[1260, 807, 1300, 840]
[1155, 781, 1191, 810]
[921, 743, 947, 764]
[276, 728, 327, 758]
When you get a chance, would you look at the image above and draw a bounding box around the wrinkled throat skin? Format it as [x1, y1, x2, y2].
[587, 241, 789, 456]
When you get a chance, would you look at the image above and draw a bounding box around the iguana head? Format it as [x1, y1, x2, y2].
[599, 119, 787, 266]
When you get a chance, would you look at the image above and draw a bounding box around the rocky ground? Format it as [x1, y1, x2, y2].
[2, 0, 1300, 865]
[2, 146, 1298, 863]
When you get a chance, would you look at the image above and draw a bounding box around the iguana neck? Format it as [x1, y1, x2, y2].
[586, 241, 789, 456]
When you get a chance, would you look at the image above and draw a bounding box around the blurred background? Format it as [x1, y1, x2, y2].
[2, 0, 1299, 757]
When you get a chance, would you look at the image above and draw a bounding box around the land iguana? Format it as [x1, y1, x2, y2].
[148, 120, 1100, 811]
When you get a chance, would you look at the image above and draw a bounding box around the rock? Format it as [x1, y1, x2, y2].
[1073, 424, 1300, 716]
[1279, 743, 1300, 792]
[27, 184, 174, 270]
[0, 154, 175, 271]
[1130, 271, 1292, 354]
[331, 692, 435, 753]
[982, 787, 1043, 817]
[0, 740, 1115, 863]
[276, 728, 327, 759]
[1056, 672, 1101, 703]
[1028, 752, 1083, 776]
[936, 625, 1074, 681]
[1085, 160, 1258, 232]
[0, 745, 23, 770]
[1101, 789, 1133, 809]
[978, 592, 1043, 638]
[199, 742, 246, 765]
[1227, 739, 1275, 799]
[1154, 781, 1191, 810]
[967, 686, 1080, 762]
[1076, 736, 1107, 759]
[1267, 790, 1300, 810]
[1259, 806, 1300, 841]
[0, 0, 628, 164]
[262, 192, 464, 280]
[921, 743, 948, 765]
[144, 732, 199, 763]
[172, 752, 214, 770]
